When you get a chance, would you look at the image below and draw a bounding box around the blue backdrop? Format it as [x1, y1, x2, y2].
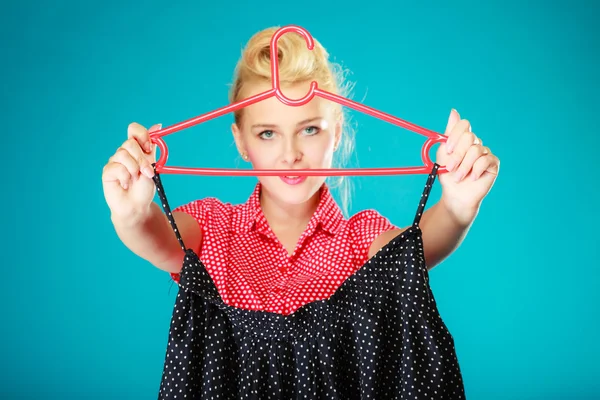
[2, 0, 598, 398]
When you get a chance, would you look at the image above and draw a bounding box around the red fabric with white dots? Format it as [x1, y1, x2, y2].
[171, 183, 397, 315]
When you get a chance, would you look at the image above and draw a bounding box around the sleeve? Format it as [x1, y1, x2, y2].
[168, 198, 212, 283]
[173, 198, 210, 230]
[350, 209, 398, 266]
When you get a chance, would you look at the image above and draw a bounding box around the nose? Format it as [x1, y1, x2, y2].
[281, 137, 302, 165]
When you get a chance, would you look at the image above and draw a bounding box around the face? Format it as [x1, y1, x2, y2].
[232, 80, 342, 208]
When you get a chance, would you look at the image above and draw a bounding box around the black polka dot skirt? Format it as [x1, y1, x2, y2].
[152, 163, 466, 399]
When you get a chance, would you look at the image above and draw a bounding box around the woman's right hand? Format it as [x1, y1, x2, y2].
[102, 122, 162, 221]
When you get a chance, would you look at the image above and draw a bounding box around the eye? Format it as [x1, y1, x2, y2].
[303, 126, 320, 136]
[259, 130, 275, 140]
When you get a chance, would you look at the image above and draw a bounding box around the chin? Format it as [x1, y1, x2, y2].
[260, 176, 324, 205]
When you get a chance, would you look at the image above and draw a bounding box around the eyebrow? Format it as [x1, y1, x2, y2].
[250, 117, 323, 130]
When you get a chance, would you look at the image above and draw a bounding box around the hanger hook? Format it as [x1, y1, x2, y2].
[270, 25, 318, 106]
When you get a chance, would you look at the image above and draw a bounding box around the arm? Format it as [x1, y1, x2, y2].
[367, 199, 474, 270]
[368, 109, 499, 268]
[103, 122, 204, 274]
[111, 203, 203, 274]
[416, 199, 474, 268]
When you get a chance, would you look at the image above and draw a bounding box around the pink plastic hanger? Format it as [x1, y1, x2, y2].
[149, 25, 448, 176]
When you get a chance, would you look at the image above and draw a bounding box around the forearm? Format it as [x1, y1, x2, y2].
[111, 202, 183, 272]
[419, 199, 477, 269]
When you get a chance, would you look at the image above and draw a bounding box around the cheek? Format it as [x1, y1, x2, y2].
[246, 145, 273, 167]
[309, 136, 335, 164]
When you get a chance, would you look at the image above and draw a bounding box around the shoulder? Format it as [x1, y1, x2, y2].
[173, 197, 233, 224]
[346, 209, 405, 261]
[347, 209, 396, 234]
[367, 227, 408, 259]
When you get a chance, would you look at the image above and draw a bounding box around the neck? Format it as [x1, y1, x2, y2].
[259, 185, 322, 232]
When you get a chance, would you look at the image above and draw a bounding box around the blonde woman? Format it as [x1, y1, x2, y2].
[102, 27, 499, 399]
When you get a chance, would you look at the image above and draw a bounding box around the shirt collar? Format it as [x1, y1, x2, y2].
[231, 182, 344, 236]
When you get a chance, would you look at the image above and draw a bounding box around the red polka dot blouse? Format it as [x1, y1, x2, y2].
[171, 183, 397, 315]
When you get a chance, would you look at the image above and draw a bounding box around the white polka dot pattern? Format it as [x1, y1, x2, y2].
[151, 163, 466, 399]
[171, 183, 397, 315]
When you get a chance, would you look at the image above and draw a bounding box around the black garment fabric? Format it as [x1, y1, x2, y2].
[152, 163, 466, 399]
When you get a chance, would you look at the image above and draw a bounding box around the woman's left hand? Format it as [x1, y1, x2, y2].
[435, 109, 500, 225]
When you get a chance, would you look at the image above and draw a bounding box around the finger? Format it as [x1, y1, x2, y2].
[121, 139, 155, 179]
[103, 162, 132, 190]
[470, 155, 489, 181]
[146, 124, 161, 165]
[110, 148, 142, 181]
[446, 129, 476, 172]
[472, 150, 500, 179]
[148, 123, 162, 135]
[127, 122, 156, 154]
[446, 118, 471, 154]
[454, 142, 488, 182]
[444, 109, 461, 136]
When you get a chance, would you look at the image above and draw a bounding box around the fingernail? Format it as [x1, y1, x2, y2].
[454, 171, 464, 182]
[122, 182, 128, 190]
[446, 159, 455, 171]
[143, 166, 154, 178]
[446, 142, 453, 154]
[145, 142, 152, 153]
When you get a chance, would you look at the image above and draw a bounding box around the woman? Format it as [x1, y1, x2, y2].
[102, 27, 499, 399]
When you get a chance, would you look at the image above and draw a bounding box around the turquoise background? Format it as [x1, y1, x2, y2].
[2, 0, 598, 398]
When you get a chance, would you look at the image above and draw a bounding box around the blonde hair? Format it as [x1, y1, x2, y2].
[229, 27, 356, 216]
